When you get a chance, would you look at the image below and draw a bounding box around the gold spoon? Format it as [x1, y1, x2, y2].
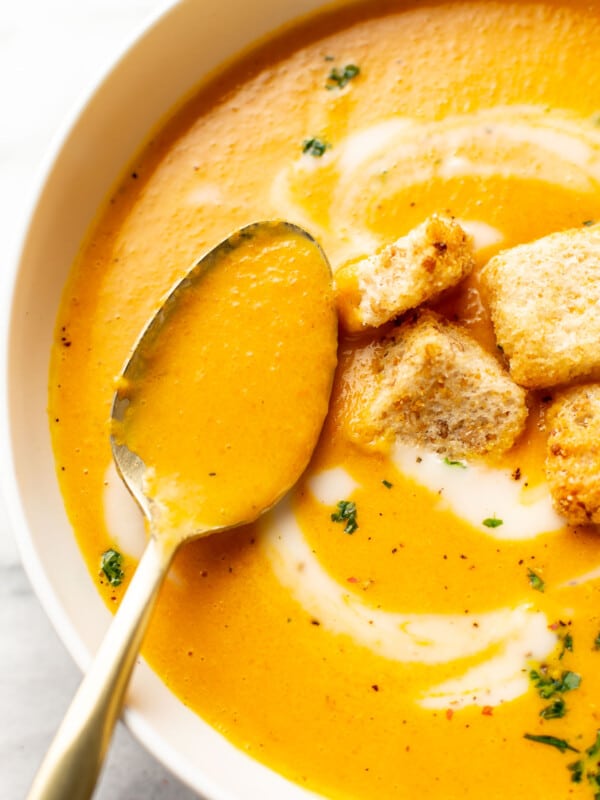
[27, 221, 338, 800]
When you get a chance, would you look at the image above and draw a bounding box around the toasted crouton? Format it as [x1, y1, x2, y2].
[342, 310, 528, 458]
[545, 384, 600, 525]
[481, 224, 600, 389]
[335, 215, 475, 332]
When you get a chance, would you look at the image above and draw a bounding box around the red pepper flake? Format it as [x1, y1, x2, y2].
[482, 706, 493, 716]
[446, 709, 454, 720]
[347, 576, 359, 583]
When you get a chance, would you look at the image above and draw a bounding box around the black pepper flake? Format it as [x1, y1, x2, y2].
[512, 467, 521, 481]
[311, 619, 321, 626]
[371, 684, 379, 692]
[131, 171, 139, 179]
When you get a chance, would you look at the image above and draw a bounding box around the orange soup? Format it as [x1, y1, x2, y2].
[49, 2, 600, 798]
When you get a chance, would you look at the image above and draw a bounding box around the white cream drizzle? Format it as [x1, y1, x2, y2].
[104, 455, 564, 709]
[104, 461, 146, 557]
[392, 444, 563, 540]
[270, 105, 600, 269]
[308, 467, 359, 506]
[261, 492, 556, 709]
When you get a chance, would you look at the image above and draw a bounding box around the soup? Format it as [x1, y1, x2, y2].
[49, 1, 600, 798]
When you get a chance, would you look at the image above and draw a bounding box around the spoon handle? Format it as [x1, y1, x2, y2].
[27, 534, 177, 800]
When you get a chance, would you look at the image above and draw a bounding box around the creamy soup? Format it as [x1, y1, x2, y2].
[49, 2, 600, 798]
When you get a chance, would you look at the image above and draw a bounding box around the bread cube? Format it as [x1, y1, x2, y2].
[545, 384, 600, 525]
[342, 310, 528, 458]
[335, 215, 475, 332]
[481, 224, 600, 389]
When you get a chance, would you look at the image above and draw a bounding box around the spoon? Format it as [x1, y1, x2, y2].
[27, 220, 338, 800]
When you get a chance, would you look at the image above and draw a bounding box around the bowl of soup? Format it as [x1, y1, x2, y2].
[6, 0, 600, 798]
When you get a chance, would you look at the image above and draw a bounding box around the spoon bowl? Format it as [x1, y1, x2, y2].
[27, 220, 338, 800]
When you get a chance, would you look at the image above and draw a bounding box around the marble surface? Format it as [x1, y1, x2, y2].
[0, 2, 198, 797]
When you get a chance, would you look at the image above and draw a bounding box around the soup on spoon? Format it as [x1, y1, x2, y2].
[28, 220, 338, 800]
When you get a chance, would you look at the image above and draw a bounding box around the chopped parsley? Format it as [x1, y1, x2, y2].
[524, 733, 579, 753]
[539, 697, 567, 720]
[527, 568, 545, 592]
[100, 548, 124, 587]
[302, 138, 330, 157]
[559, 632, 574, 660]
[443, 457, 467, 468]
[568, 730, 600, 786]
[325, 64, 360, 90]
[331, 500, 358, 534]
[530, 668, 581, 699]
[382, 479, 393, 488]
[482, 516, 503, 528]
[583, 219, 596, 226]
[594, 631, 600, 650]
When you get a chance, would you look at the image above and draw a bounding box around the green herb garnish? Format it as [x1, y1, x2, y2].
[101, 548, 124, 587]
[325, 64, 360, 90]
[530, 668, 581, 699]
[527, 568, 545, 592]
[568, 731, 600, 786]
[382, 479, 393, 488]
[539, 697, 567, 720]
[302, 138, 330, 157]
[524, 733, 579, 753]
[583, 219, 596, 226]
[559, 632, 573, 659]
[482, 516, 503, 528]
[568, 759, 584, 783]
[331, 500, 358, 534]
[594, 631, 600, 650]
[443, 457, 467, 468]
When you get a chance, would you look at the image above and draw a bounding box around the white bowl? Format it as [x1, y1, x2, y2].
[0, 1, 336, 797]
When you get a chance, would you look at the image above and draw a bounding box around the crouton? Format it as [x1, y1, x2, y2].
[545, 384, 600, 525]
[342, 310, 528, 458]
[335, 215, 475, 332]
[481, 224, 600, 389]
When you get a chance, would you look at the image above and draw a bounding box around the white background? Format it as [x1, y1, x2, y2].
[0, 1, 198, 796]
